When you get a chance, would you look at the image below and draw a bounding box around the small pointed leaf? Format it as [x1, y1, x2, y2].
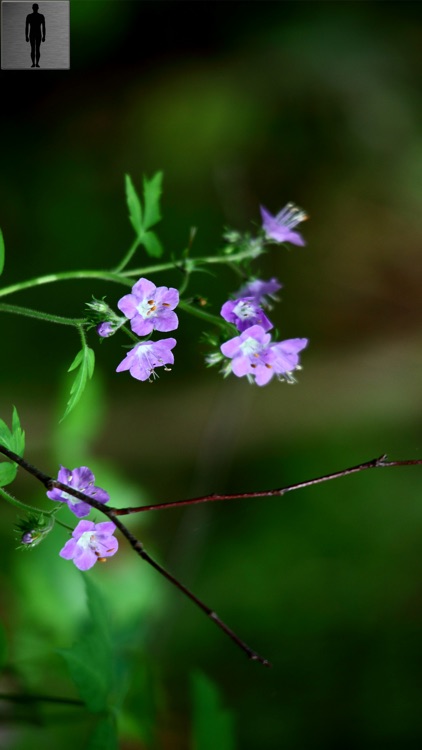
[140, 230, 163, 258]
[0, 407, 25, 486]
[125, 174, 143, 236]
[142, 171, 163, 231]
[62, 347, 95, 421]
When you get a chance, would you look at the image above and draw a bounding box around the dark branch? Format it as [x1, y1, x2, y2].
[112, 454, 422, 514]
[1, 443, 421, 666]
[0, 445, 270, 666]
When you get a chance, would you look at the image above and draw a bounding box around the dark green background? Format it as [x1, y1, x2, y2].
[1, 2, 422, 748]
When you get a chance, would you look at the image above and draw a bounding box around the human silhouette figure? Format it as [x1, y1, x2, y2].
[25, 4, 45, 68]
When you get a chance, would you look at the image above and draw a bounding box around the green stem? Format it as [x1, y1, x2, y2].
[0, 294, 228, 332]
[0, 485, 50, 515]
[113, 237, 141, 274]
[123, 246, 264, 278]
[54, 517, 75, 532]
[0, 485, 77, 532]
[121, 324, 141, 343]
[76, 322, 88, 352]
[0, 303, 83, 327]
[0, 270, 132, 299]
[178, 299, 229, 329]
[0, 246, 264, 300]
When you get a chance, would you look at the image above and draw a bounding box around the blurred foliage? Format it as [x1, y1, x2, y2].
[1, 1, 422, 748]
[191, 671, 235, 750]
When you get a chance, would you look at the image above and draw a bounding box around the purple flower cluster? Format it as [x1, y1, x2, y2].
[217, 204, 309, 386]
[47, 466, 119, 570]
[98, 277, 180, 382]
[218, 203, 309, 385]
[221, 325, 307, 386]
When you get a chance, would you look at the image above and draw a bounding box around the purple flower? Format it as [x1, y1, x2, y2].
[221, 297, 273, 333]
[235, 277, 282, 308]
[260, 203, 307, 246]
[47, 466, 110, 518]
[117, 277, 179, 336]
[116, 338, 176, 381]
[97, 322, 115, 338]
[59, 520, 118, 571]
[220, 324, 308, 386]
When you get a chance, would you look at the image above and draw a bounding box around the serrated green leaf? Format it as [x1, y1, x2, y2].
[10, 406, 25, 456]
[62, 346, 95, 421]
[0, 463, 17, 487]
[0, 228, 4, 277]
[140, 230, 163, 259]
[0, 407, 25, 487]
[67, 349, 84, 373]
[11, 406, 20, 436]
[125, 174, 143, 236]
[59, 577, 114, 713]
[0, 422, 11, 447]
[191, 671, 236, 750]
[142, 171, 163, 231]
[86, 714, 118, 750]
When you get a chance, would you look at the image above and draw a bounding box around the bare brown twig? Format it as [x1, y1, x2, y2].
[1, 445, 421, 666]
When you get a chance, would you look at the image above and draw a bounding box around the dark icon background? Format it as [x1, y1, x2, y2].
[1, 1, 69, 70]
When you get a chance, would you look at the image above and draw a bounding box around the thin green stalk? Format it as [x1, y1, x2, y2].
[121, 324, 142, 343]
[0, 245, 264, 300]
[0, 290, 228, 331]
[0, 303, 83, 327]
[76, 322, 88, 351]
[0, 485, 50, 515]
[113, 237, 141, 273]
[0, 486, 76, 533]
[0, 270, 131, 299]
[54, 517, 75, 532]
[122, 246, 265, 278]
[178, 299, 229, 329]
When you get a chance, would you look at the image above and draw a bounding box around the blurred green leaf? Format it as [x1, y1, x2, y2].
[86, 714, 118, 750]
[59, 576, 115, 714]
[142, 171, 163, 231]
[0, 227, 4, 276]
[191, 671, 236, 750]
[62, 346, 95, 422]
[140, 230, 163, 258]
[0, 619, 8, 671]
[125, 174, 143, 237]
[0, 406, 25, 487]
[0, 463, 18, 486]
[54, 369, 105, 465]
